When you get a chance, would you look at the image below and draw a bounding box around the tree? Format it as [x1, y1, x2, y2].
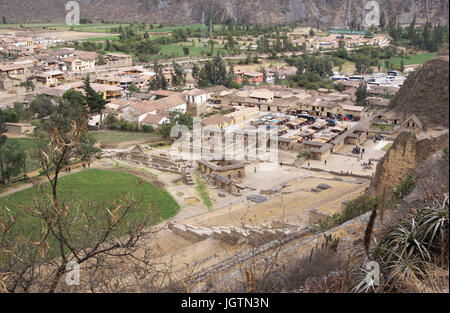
[159, 121, 174, 139]
[0, 140, 26, 186]
[388, 18, 400, 42]
[350, 9, 360, 32]
[261, 67, 267, 83]
[63, 90, 85, 107]
[408, 15, 417, 47]
[197, 55, 229, 88]
[225, 34, 236, 50]
[97, 55, 106, 65]
[30, 94, 54, 118]
[356, 81, 368, 106]
[1, 109, 19, 123]
[77, 132, 100, 161]
[149, 61, 168, 91]
[379, 11, 386, 31]
[171, 62, 186, 87]
[399, 59, 405, 73]
[83, 75, 109, 128]
[182, 46, 189, 56]
[20, 79, 35, 92]
[105, 40, 112, 51]
[13, 102, 31, 122]
[0, 110, 8, 185]
[104, 114, 119, 129]
[354, 56, 371, 75]
[192, 63, 200, 84]
[128, 83, 140, 93]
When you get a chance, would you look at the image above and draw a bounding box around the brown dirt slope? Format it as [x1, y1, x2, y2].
[389, 47, 449, 129]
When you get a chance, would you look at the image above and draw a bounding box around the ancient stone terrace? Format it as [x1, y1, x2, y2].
[168, 221, 308, 247]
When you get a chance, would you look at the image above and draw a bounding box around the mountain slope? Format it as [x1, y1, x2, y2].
[0, 0, 448, 26]
[389, 47, 449, 129]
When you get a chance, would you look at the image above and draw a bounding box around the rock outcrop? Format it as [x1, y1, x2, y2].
[370, 130, 449, 196]
[388, 47, 449, 130]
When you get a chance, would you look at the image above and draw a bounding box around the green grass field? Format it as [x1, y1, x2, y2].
[388, 52, 437, 66]
[159, 42, 230, 58]
[0, 22, 207, 33]
[0, 169, 179, 255]
[91, 130, 162, 144]
[1, 169, 179, 219]
[83, 35, 121, 41]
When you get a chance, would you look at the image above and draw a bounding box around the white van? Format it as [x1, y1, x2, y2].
[372, 73, 385, 78]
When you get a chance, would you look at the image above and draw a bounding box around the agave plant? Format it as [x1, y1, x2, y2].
[416, 196, 449, 250]
[376, 217, 431, 262]
[366, 193, 449, 292]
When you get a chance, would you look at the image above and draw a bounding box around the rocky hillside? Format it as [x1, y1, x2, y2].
[389, 47, 449, 129]
[0, 0, 448, 26]
[370, 130, 449, 196]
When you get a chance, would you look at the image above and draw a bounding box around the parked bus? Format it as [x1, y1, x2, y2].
[348, 75, 364, 82]
[331, 76, 348, 81]
[387, 70, 399, 76]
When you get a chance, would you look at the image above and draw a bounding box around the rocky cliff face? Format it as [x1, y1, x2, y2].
[370, 130, 449, 196]
[0, 0, 448, 26]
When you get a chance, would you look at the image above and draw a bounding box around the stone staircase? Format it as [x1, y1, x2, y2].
[168, 221, 304, 247]
[182, 169, 195, 185]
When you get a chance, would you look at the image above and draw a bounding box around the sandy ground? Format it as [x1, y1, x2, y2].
[0, 28, 114, 41]
[302, 140, 392, 176]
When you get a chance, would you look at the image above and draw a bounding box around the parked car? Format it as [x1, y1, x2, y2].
[372, 73, 385, 78]
[297, 114, 317, 122]
[326, 118, 337, 126]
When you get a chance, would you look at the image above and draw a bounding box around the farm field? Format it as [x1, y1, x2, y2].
[91, 130, 162, 144]
[1, 169, 179, 219]
[159, 42, 231, 58]
[388, 52, 438, 66]
[0, 169, 180, 253]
